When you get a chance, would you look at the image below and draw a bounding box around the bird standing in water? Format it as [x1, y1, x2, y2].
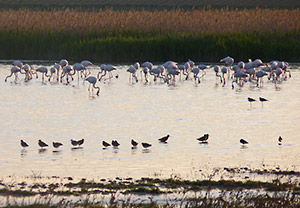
[131, 139, 138, 147]
[20, 140, 29, 148]
[142, 142, 152, 148]
[159, 135, 170, 143]
[278, 136, 283, 145]
[53, 142, 63, 148]
[240, 139, 248, 145]
[248, 97, 256, 109]
[38, 139, 48, 148]
[259, 97, 268, 108]
[102, 141, 111, 148]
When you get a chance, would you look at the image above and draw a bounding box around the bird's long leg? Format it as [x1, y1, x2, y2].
[99, 71, 107, 82]
[5, 72, 13, 82]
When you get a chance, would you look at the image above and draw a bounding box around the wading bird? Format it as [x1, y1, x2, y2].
[197, 134, 209, 143]
[248, 97, 256, 108]
[77, 139, 84, 146]
[131, 139, 138, 147]
[142, 142, 152, 148]
[102, 141, 111, 148]
[53, 142, 63, 148]
[159, 135, 170, 143]
[38, 139, 48, 148]
[85, 76, 100, 96]
[71, 139, 78, 146]
[259, 97, 268, 107]
[20, 140, 29, 148]
[240, 139, 248, 145]
[112, 140, 120, 148]
[278, 136, 283, 145]
[5, 66, 24, 82]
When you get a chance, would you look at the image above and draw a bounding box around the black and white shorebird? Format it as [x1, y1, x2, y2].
[102, 141, 111, 148]
[159, 134, 170, 143]
[197, 134, 209, 143]
[53, 142, 63, 148]
[71, 139, 78, 146]
[38, 139, 48, 148]
[20, 140, 29, 148]
[248, 97, 256, 108]
[77, 138, 84, 146]
[131, 139, 138, 147]
[278, 136, 283, 145]
[240, 139, 249, 145]
[259, 97, 268, 107]
[142, 142, 152, 148]
[112, 140, 120, 148]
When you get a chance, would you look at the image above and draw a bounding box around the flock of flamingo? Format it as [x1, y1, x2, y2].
[4, 56, 292, 96]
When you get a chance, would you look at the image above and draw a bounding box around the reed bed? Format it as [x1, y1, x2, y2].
[1, 8, 299, 34]
[0, 8, 299, 62]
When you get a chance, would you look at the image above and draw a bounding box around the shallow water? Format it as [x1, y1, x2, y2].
[0, 62, 299, 182]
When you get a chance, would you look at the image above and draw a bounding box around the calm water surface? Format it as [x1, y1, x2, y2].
[0, 62, 299, 181]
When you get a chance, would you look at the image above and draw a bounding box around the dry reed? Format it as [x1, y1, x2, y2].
[0, 8, 299, 34]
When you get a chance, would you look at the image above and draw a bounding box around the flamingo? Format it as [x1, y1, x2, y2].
[127, 65, 138, 83]
[150, 66, 165, 82]
[59, 59, 69, 68]
[214, 65, 222, 83]
[220, 56, 234, 79]
[72, 63, 86, 80]
[256, 70, 268, 87]
[60, 65, 74, 84]
[141, 67, 150, 83]
[98, 64, 117, 81]
[5, 66, 25, 82]
[198, 64, 207, 78]
[246, 68, 256, 81]
[231, 71, 248, 89]
[48, 67, 57, 82]
[221, 67, 228, 86]
[191, 67, 201, 84]
[85, 76, 100, 96]
[166, 62, 180, 84]
[36, 66, 50, 82]
[23, 64, 36, 81]
[81, 60, 93, 78]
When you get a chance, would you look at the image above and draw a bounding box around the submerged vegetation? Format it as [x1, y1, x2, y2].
[0, 8, 299, 62]
[1, 175, 300, 207]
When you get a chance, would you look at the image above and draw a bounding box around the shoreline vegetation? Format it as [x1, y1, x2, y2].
[0, 8, 299, 62]
[1, 169, 300, 207]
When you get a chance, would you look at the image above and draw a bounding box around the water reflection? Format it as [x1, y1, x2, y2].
[20, 149, 27, 157]
[52, 150, 62, 155]
[142, 149, 151, 154]
[38, 149, 47, 154]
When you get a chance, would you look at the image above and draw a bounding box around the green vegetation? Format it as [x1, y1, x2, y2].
[0, 30, 299, 62]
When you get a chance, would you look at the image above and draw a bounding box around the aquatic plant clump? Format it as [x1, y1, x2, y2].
[1, 177, 300, 207]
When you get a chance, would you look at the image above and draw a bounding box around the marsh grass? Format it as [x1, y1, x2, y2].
[0, 8, 299, 62]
